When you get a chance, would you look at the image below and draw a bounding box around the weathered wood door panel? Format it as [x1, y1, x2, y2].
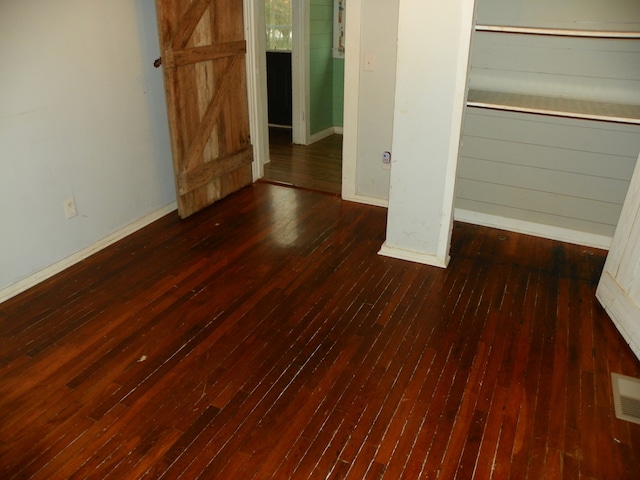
[155, 0, 253, 218]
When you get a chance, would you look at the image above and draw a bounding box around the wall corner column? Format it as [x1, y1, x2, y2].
[380, 0, 476, 267]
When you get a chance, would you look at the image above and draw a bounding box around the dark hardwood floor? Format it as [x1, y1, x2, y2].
[1, 183, 639, 479]
[264, 128, 342, 194]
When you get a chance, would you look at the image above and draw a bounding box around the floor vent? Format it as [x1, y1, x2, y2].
[612, 373, 640, 425]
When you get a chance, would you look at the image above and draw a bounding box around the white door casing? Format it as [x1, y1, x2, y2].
[244, 0, 309, 181]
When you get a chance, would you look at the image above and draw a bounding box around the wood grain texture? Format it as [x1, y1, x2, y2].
[1, 183, 639, 479]
[264, 127, 342, 195]
[156, 0, 253, 218]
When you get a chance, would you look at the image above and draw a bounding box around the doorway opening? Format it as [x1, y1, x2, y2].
[260, 0, 344, 194]
[264, 127, 342, 194]
[265, 0, 293, 127]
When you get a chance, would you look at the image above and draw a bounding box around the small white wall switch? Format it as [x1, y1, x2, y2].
[364, 53, 375, 71]
[63, 197, 78, 219]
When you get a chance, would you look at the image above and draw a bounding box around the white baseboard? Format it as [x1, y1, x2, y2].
[342, 193, 389, 208]
[378, 242, 450, 268]
[0, 202, 178, 304]
[596, 272, 640, 361]
[454, 208, 612, 250]
[308, 126, 339, 144]
[334, 201, 610, 252]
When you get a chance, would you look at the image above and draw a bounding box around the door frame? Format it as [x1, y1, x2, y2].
[291, 0, 309, 145]
[243, 0, 269, 181]
[243, 0, 310, 183]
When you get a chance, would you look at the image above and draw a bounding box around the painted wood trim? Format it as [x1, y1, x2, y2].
[454, 208, 612, 249]
[378, 242, 450, 268]
[467, 90, 640, 124]
[0, 202, 178, 305]
[595, 151, 640, 361]
[601, 150, 640, 290]
[596, 272, 640, 360]
[308, 126, 337, 145]
[438, 0, 477, 263]
[243, 0, 269, 181]
[291, 0, 309, 145]
[475, 24, 640, 38]
[340, 0, 362, 201]
[342, 193, 389, 208]
[604, 172, 640, 277]
[322, 201, 613, 251]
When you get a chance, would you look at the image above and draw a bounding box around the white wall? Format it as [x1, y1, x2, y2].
[380, 0, 476, 267]
[0, 1, 176, 297]
[342, 0, 399, 206]
[354, 0, 399, 200]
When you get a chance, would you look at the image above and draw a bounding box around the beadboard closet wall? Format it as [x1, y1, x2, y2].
[456, 0, 640, 249]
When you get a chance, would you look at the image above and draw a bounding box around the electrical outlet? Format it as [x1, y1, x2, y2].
[63, 197, 78, 219]
[382, 151, 391, 170]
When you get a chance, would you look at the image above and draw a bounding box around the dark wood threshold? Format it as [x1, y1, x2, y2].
[257, 178, 341, 197]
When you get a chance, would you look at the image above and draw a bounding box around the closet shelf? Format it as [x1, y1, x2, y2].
[475, 24, 640, 38]
[467, 90, 640, 124]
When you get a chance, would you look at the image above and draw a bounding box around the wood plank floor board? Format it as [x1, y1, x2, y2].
[298, 310, 408, 472]
[290, 308, 409, 476]
[258, 337, 365, 478]
[21, 403, 128, 480]
[443, 260, 507, 474]
[338, 313, 420, 472]
[417, 261, 497, 478]
[277, 306, 379, 477]
[1, 183, 639, 479]
[382, 273, 482, 477]
[478, 292, 520, 480]
[172, 251, 382, 476]
[264, 128, 342, 195]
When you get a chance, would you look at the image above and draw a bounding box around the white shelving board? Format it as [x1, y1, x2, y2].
[467, 90, 640, 125]
[458, 6, 640, 247]
[475, 25, 640, 38]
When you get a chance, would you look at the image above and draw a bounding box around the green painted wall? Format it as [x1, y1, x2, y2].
[309, 0, 343, 135]
[333, 58, 344, 128]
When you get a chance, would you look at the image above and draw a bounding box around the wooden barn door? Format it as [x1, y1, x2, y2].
[155, 0, 253, 218]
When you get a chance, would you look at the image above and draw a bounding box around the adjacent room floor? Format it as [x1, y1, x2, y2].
[264, 127, 342, 194]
